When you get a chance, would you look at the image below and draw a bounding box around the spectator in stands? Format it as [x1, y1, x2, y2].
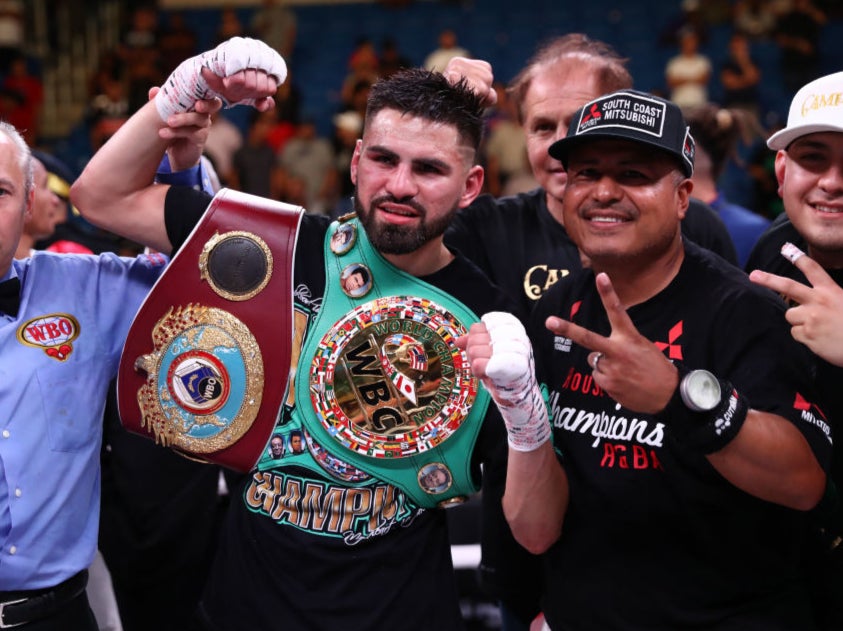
[684, 103, 770, 266]
[379, 36, 412, 79]
[0, 53, 43, 146]
[331, 110, 362, 217]
[424, 28, 469, 72]
[720, 31, 762, 118]
[264, 105, 297, 156]
[658, 0, 710, 48]
[278, 118, 337, 215]
[340, 76, 373, 123]
[340, 37, 380, 110]
[86, 67, 130, 126]
[158, 11, 198, 76]
[665, 27, 711, 108]
[117, 4, 163, 113]
[230, 108, 281, 199]
[774, 0, 827, 94]
[732, 0, 778, 40]
[0, 0, 23, 75]
[86, 51, 129, 119]
[250, 0, 297, 60]
[204, 110, 244, 187]
[273, 68, 301, 126]
[214, 5, 246, 47]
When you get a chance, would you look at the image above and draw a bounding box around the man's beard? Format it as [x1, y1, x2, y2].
[354, 191, 459, 255]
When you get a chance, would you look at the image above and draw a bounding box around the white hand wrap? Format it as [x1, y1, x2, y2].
[155, 36, 288, 121]
[482, 312, 551, 452]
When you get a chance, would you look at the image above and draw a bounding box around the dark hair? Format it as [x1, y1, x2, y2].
[509, 34, 632, 124]
[364, 67, 486, 155]
[683, 104, 756, 178]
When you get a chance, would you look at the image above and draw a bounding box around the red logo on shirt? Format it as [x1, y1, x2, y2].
[16, 313, 80, 362]
[654, 321, 683, 360]
[794, 392, 832, 445]
[793, 392, 811, 411]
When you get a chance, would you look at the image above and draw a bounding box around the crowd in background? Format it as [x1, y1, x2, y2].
[0, 0, 837, 259]
[3, 3, 843, 629]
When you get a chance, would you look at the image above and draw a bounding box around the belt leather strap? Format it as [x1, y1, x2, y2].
[118, 188, 303, 472]
[0, 570, 88, 628]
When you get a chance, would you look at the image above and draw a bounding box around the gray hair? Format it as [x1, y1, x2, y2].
[0, 121, 33, 210]
[508, 34, 632, 125]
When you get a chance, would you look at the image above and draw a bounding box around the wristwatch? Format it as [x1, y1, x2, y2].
[678, 369, 722, 412]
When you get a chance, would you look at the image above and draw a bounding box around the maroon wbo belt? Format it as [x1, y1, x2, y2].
[118, 188, 303, 472]
[0, 570, 88, 628]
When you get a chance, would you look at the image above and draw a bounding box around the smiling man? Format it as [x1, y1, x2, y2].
[462, 89, 832, 631]
[443, 35, 737, 319]
[72, 66, 515, 631]
[747, 70, 843, 631]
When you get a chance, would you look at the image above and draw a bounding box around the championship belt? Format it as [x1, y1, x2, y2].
[118, 188, 303, 472]
[294, 216, 490, 508]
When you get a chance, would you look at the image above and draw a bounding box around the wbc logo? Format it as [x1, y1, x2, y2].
[379, 333, 429, 406]
[17, 313, 80, 361]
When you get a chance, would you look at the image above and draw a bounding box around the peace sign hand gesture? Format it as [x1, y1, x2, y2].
[545, 272, 679, 414]
[750, 242, 843, 367]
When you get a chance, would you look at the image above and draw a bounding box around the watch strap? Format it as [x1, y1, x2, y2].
[657, 363, 749, 455]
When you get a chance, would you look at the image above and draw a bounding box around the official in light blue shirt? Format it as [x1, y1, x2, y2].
[0, 251, 166, 589]
[0, 149, 211, 593]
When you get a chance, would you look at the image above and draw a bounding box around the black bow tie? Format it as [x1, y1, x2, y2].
[0, 277, 21, 317]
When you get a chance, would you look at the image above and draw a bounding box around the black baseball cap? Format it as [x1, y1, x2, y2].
[32, 150, 76, 200]
[549, 90, 696, 177]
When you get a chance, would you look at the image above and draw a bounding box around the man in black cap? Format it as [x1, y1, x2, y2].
[461, 89, 832, 630]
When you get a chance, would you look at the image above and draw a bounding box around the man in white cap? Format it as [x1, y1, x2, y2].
[461, 88, 831, 630]
[748, 70, 843, 631]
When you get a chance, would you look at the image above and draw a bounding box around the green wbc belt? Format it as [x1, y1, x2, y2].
[294, 216, 490, 508]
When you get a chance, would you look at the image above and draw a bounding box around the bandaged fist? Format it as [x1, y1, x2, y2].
[156, 37, 287, 121]
[443, 57, 497, 108]
[464, 312, 550, 452]
[750, 242, 843, 367]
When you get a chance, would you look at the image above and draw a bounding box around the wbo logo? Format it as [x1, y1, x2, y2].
[17, 313, 80, 361]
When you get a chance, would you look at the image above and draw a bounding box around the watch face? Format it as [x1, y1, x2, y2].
[680, 370, 721, 412]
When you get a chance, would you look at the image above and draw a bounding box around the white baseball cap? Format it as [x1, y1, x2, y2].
[768, 72, 843, 150]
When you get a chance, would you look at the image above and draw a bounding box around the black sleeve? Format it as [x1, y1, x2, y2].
[743, 213, 802, 275]
[680, 198, 739, 266]
[164, 186, 213, 253]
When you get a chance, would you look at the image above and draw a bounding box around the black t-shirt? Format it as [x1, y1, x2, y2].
[747, 215, 843, 512]
[165, 187, 512, 631]
[530, 240, 831, 631]
[775, 10, 822, 66]
[445, 189, 738, 316]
